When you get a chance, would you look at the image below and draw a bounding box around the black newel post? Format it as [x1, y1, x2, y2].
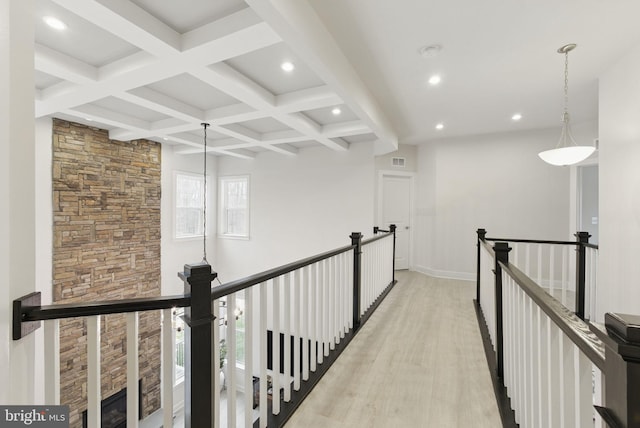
[493, 242, 511, 380]
[575, 231, 590, 320]
[351, 232, 363, 330]
[179, 262, 217, 428]
[390, 224, 397, 283]
[476, 228, 487, 303]
[593, 313, 640, 428]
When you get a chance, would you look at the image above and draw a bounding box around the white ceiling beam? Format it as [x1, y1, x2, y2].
[246, 0, 397, 154]
[193, 63, 275, 109]
[36, 17, 280, 118]
[52, 0, 181, 55]
[206, 103, 264, 125]
[120, 87, 204, 122]
[276, 86, 343, 113]
[196, 64, 347, 151]
[265, 144, 298, 156]
[220, 123, 262, 142]
[211, 123, 296, 156]
[175, 146, 256, 160]
[110, 122, 198, 141]
[67, 104, 150, 131]
[273, 111, 349, 150]
[322, 120, 370, 138]
[262, 129, 304, 144]
[35, 44, 98, 84]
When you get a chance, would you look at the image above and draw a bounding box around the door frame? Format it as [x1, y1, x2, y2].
[569, 158, 598, 239]
[377, 170, 415, 270]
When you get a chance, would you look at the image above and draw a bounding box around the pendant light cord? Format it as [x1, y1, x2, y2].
[563, 49, 570, 118]
[201, 122, 210, 264]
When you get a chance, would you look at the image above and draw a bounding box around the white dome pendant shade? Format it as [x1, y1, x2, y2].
[538, 44, 596, 166]
[538, 112, 595, 166]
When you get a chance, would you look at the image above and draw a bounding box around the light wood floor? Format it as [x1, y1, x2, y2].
[285, 270, 502, 428]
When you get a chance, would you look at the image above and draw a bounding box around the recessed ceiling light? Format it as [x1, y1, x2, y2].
[435, 123, 444, 130]
[163, 137, 169, 141]
[281, 61, 295, 72]
[512, 113, 523, 121]
[84, 117, 93, 122]
[428, 75, 442, 86]
[43, 16, 66, 30]
[331, 107, 342, 116]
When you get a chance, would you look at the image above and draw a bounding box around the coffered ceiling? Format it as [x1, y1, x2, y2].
[34, 0, 640, 158]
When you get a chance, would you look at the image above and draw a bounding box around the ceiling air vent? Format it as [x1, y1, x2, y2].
[392, 157, 406, 167]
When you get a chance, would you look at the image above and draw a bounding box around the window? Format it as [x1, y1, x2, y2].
[174, 172, 207, 239]
[219, 175, 249, 238]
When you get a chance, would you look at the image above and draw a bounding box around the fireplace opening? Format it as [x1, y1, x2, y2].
[82, 380, 142, 428]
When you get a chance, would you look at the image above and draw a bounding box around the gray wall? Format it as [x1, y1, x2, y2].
[598, 42, 640, 321]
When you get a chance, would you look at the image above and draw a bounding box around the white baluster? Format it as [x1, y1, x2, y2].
[293, 269, 302, 390]
[575, 348, 592, 427]
[537, 313, 549, 427]
[302, 267, 310, 380]
[548, 322, 562, 426]
[228, 293, 237, 426]
[244, 287, 254, 428]
[530, 304, 540, 428]
[329, 256, 336, 351]
[87, 315, 101, 428]
[321, 259, 329, 358]
[283, 273, 291, 402]
[272, 278, 281, 415]
[549, 246, 556, 297]
[309, 264, 317, 372]
[259, 282, 268, 428]
[44, 319, 60, 405]
[213, 299, 220, 428]
[561, 334, 577, 427]
[562, 246, 569, 308]
[126, 312, 139, 428]
[537, 244, 542, 286]
[161, 309, 174, 428]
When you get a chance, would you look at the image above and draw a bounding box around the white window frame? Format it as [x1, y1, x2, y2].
[218, 175, 250, 239]
[173, 171, 210, 240]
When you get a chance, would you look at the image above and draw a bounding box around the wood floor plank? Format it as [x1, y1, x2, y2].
[285, 271, 502, 428]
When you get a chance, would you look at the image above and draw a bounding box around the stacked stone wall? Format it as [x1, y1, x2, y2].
[52, 119, 161, 427]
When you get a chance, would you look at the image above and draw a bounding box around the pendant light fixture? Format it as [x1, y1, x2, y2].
[538, 44, 595, 166]
[201, 122, 209, 263]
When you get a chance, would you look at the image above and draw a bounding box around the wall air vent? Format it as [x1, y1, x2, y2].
[392, 157, 406, 167]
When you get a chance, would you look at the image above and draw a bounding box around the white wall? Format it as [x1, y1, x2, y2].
[33, 117, 53, 404]
[597, 42, 640, 321]
[215, 143, 375, 283]
[414, 124, 597, 279]
[161, 146, 218, 295]
[1, 0, 37, 404]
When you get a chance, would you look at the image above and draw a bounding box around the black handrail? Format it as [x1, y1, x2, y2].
[485, 237, 578, 246]
[362, 231, 392, 246]
[22, 294, 190, 321]
[499, 260, 605, 370]
[485, 236, 600, 250]
[211, 243, 356, 300]
[17, 231, 395, 324]
[479, 237, 496, 255]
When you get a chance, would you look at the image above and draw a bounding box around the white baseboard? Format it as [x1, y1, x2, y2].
[412, 265, 475, 281]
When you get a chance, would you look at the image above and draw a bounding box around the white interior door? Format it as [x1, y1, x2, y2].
[380, 174, 413, 270]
